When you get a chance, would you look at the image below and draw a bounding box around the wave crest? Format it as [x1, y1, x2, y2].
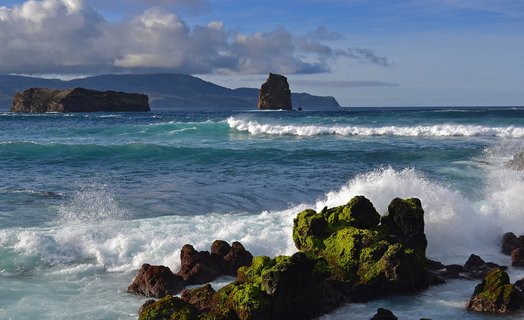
[227, 117, 524, 138]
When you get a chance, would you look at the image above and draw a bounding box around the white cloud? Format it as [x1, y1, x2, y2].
[0, 0, 390, 75]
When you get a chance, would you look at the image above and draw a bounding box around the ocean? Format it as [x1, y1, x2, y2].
[1, 107, 524, 319]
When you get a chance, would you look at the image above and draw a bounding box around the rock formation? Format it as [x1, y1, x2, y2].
[128, 240, 253, 299]
[257, 73, 292, 110]
[10, 87, 150, 113]
[502, 232, 524, 255]
[127, 264, 185, 298]
[293, 196, 430, 301]
[138, 197, 440, 320]
[466, 268, 524, 313]
[370, 308, 398, 320]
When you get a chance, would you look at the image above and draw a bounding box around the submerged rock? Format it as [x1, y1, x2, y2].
[10, 87, 150, 113]
[257, 73, 292, 110]
[466, 268, 524, 313]
[127, 264, 185, 298]
[505, 152, 524, 171]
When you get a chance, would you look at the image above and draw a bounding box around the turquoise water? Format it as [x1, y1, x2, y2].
[1, 108, 524, 319]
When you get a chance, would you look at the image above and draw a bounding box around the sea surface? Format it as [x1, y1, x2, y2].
[1, 107, 524, 319]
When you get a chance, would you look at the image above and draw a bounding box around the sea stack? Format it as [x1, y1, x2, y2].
[258, 73, 292, 110]
[10, 87, 150, 113]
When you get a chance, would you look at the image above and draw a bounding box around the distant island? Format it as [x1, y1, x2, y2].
[10, 88, 150, 113]
[0, 74, 341, 111]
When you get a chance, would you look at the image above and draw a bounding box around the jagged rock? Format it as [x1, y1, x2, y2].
[10, 87, 150, 113]
[381, 197, 427, 254]
[293, 196, 430, 302]
[181, 284, 215, 313]
[512, 248, 524, 267]
[464, 254, 485, 270]
[211, 240, 253, 276]
[138, 295, 199, 320]
[127, 264, 185, 298]
[257, 73, 292, 110]
[222, 241, 254, 276]
[177, 244, 221, 285]
[133, 197, 437, 319]
[211, 252, 331, 320]
[505, 152, 524, 171]
[370, 308, 398, 320]
[466, 268, 524, 313]
[502, 232, 524, 255]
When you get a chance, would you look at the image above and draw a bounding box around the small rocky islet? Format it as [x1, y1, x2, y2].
[129, 196, 524, 319]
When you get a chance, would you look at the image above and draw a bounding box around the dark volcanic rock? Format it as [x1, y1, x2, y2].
[10, 87, 150, 113]
[382, 197, 427, 254]
[502, 232, 524, 255]
[465, 254, 486, 270]
[210, 240, 254, 276]
[257, 73, 292, 110]
[466, 268, 524, 313]
[211, 252, 332, 320]
[181, 284, 215, 313]
[370, 308, 398, 320]
[127, 264, 185, 298]
[177, 244, 221, 285]
[221, 241, 253, 276]
[512, 248, 524, 267]
[505, 152, 524, 171]
[138, 295, 199, 320]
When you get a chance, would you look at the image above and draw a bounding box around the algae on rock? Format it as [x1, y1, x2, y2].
[293, 195, 429, 300]
[466, 268, 524, 313]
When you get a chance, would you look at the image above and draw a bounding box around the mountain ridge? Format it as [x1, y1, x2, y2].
[0, 74, 341, 111]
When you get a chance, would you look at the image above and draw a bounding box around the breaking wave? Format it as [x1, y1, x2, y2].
[227, 116, 524, 138]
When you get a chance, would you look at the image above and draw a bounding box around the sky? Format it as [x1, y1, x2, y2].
[0, 0, 523, 106]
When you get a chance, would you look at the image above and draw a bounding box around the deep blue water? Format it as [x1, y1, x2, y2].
[1, 107, 524, 319]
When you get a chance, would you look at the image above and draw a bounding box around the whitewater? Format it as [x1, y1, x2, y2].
[1, 107, 524, 319]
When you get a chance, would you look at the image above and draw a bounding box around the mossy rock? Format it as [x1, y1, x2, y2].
[210, 252, 331, 320]
[138, 295, 199, 320]
[182, 284, 216, 313]
[466, 268, 524, 313]
[382, 197, 427, 254]
[293, 196, 428, 300]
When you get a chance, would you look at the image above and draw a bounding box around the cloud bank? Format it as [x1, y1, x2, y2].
[0, 0, 392, 75]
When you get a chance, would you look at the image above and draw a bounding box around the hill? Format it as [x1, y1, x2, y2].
[0, 74, 340, 111]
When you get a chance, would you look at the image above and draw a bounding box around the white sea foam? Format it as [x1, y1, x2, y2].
[3, 161, 522, 275]
[227, 116, 524, 138]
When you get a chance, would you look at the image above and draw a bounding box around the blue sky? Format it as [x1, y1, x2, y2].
[0, 0, 523, 106]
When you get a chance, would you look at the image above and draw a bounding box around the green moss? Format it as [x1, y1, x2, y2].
[468, 268, 523, 313]
[293, 196, 428, 296]
[228, 283, 270, 320]
[139, 295, 199, 320]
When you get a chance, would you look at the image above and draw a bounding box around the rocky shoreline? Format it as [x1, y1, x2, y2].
[128, 196, 524, 319]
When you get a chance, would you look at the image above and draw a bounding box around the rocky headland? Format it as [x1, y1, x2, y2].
[10, 87, 150, 113]
[257, 73, 292, 110]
